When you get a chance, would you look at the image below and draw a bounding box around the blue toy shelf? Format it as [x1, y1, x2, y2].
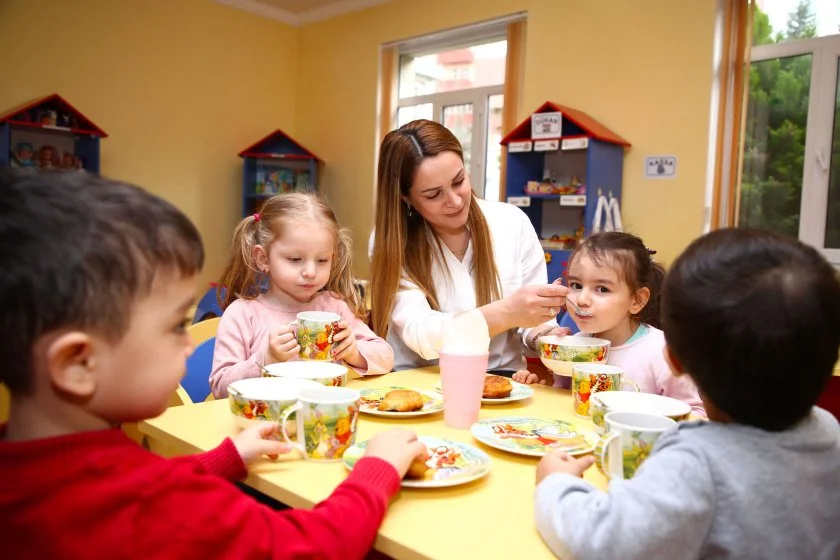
[501, 101, 630, 283]
[238, 129, 322, 217]
[0, 93, 106, 173]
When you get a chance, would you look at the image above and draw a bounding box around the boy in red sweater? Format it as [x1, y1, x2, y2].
[0, 170, 426, 559]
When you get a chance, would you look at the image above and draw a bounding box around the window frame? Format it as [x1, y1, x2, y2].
[398, 85, 504, 196]
[747, 34, 840, 264]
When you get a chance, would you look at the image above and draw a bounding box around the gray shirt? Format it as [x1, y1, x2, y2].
[535, 408, 840, 560]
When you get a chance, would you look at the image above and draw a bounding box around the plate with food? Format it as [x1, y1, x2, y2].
[434, 374, 534, 404]
[343, 435, 491, 488]
[470, 416, 598, 457]
[358, 386, 443, 417]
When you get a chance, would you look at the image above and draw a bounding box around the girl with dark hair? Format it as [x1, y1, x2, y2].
[515, 231, 704, 415]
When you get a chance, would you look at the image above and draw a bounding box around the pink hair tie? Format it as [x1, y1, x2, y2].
[253, 213, 261, 222]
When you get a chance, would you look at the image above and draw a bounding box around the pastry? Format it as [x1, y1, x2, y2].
[483, 375, 513, 399]
[377, 389, 424, 412]
[405, 448, 431, 479]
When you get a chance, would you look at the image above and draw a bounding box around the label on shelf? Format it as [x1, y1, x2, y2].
[507, 196, 531, 207]
[561, 137, 589, 150]
[508, 141, 533, 153]
[560, 195, 586, 207]
[534, 139, 560, 152]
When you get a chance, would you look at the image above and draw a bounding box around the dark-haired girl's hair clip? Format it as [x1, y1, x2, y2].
[646, 247, 657, 256]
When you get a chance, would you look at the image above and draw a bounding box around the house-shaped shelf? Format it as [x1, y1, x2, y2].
[0, 93, 107, 173]
[238, 129, 322, 217]
[501, 101, 630, 282]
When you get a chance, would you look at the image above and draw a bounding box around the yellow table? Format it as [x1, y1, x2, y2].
[139, 368, 607, 560]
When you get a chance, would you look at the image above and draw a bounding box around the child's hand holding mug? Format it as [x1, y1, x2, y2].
[265, 323, 300, 364]
[331, 320, 364, 368]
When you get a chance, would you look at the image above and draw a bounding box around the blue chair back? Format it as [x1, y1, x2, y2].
[558, 310, 581, 334]
[182, 338, 215, 403]
[193, 286, 225, 324]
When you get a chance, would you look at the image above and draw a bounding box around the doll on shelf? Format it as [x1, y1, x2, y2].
[61, 152, 77, 170]
[37, 145, 58, 170]
[10, 143, 36, 168]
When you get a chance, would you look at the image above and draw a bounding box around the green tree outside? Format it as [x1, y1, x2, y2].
[739, 0, 840, 248]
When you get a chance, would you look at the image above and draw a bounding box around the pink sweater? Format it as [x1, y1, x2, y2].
[210, 293, 393, 398]
[555, 326, 706, 417]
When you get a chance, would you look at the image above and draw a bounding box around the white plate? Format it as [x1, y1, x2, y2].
[358, 386, 443, 417]
[433, 375, 534, 404]
[470, 416, 598, 457]
[343, 436, 491, 488]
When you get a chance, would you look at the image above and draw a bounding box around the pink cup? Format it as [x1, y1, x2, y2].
[439, 350, 489, 429]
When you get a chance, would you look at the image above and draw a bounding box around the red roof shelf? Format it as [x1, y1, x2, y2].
[500, 101, 629, 147]
[238, 128, 321, 161]
[0, 93, 108, 137]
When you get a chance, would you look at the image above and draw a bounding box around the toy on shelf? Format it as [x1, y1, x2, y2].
[501, 101, 630, 282]
[10, 142, 36, 168]
[238, 128, 322, 217]
[0, 93, 107, 173]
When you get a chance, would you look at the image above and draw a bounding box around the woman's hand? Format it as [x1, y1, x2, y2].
[332, 320, 365, 368]
[505, 283, 569, 328]
[480, 283, 568, 337]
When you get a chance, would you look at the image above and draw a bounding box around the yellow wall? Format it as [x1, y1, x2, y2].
[0, 0, 716, 285]
[296, 0, 717, 276]
[0, 0, 298, 290]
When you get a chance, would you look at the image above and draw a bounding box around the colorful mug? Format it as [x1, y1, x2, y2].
[293, 311, 341, 361]
[590, 391, 692, 436]
[571, 363, 639, 418]
[595, 411, 676, 480]
[280, 386, 360, 462]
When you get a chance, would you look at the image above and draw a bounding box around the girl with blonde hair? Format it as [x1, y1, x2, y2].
[370, 119, 569, 371]
[210, 193, 393, 397]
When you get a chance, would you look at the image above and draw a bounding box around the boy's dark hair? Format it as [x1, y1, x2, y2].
[662, 228, 840, 431]
[0, 170, 204, 394]
[569, 231, 666, 328]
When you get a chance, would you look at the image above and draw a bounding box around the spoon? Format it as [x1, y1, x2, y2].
[567, 299, 593, 318]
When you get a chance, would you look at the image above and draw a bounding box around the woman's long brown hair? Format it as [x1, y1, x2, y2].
[370, 119, 501, 338]
[217, 193, 362, 317]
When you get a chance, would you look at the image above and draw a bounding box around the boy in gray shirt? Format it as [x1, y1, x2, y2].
[534, 228, 840, 560]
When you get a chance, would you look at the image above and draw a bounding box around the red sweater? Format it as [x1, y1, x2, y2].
[0, 428, 401, 559]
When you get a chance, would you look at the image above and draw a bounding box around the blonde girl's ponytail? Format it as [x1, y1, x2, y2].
[326, 225, 364, 319]
[217, 214, 263, 309]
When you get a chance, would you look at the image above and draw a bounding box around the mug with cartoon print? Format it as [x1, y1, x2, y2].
[571, 363, 639, 418]
[595, 411, 676, 480]
[291, 311, 341, 361]
[280, 386, 360, 462]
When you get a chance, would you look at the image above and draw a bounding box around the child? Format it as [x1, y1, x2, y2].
[210, 193, 393, 398]
[533, 228, 840, 560]
[514, 232, 704, 415]
[0, 170, 426, 559]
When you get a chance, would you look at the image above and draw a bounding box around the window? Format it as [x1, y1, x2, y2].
[739, 1, 840, 263]
[397, 38, 507, 201]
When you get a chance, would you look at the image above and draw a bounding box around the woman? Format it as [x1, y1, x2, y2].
[370, 119, 568, 371]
